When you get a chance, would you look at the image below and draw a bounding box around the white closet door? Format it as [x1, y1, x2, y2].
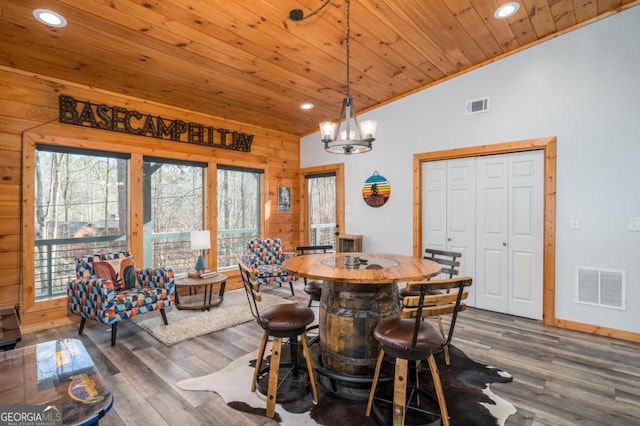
[475, 155, 509, 313]
[422, 161, 448, 252]
[475, 151, 543, 319]
[423, 151, 543, 319]
[446, 159, 476, 296]
[422, 159, 476, 307]
[508, 151, 543, 319]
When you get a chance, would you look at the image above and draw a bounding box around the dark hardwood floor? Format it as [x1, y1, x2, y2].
[17, 283, 640, 425]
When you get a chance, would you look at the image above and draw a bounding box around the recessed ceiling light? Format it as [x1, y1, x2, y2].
[300, 102, 314, 110]
[33, 9, 67, 27]
[494, 2, 520, 19]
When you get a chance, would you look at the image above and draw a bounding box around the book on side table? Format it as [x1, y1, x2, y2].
[188, 270, 218, 279]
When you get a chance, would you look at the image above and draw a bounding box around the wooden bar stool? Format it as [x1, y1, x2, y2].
[239, 262, 318, 418]
[366, 276, 473, 426]
[400, 248, 462, 365]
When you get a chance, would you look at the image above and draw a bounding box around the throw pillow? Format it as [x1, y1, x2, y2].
[93, 261, 120, 288]
[119, 257, 137, 289]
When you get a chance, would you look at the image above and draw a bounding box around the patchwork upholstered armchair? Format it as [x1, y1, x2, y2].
[67, 250, 175, 346]
[240, 238, 297, 295]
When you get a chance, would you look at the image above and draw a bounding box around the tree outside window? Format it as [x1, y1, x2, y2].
[34, 146, 128, 298]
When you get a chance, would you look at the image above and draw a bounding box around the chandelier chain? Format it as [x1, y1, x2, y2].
[345, 0, 351, 99]
[316, 0, 376, 154]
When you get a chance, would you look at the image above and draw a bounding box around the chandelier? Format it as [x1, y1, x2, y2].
[291, 0, 377, 155]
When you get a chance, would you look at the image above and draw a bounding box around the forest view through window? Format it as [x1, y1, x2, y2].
[307, 172, 337, 248]
[143, 158, 205, 273]
[217, 165, 262, 269]
[34, 146, 129, 298]
[34, 150, 262, 293]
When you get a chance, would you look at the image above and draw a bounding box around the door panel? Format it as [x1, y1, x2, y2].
[476, 155, 508, 312]
[508, 151, 543, 319]
[423, 159, 476, 301]
[422, 161, 447, 250]
[513, 251, 533, 300]
[447, 159, 476, 304]
[512, 187, 533, 235]
[483, 248, 505, 296]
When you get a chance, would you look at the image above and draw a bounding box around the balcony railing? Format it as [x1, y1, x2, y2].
[217, 228, 258, 270]
[309, 223, 337, 248]
[34, 225, 333, 298]
[35, 236, 127, 298]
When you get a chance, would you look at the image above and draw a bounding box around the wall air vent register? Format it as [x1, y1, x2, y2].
[575, 267, 625, 309]
[465, 97, 490, 115]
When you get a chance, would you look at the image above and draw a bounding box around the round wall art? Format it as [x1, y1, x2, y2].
[362, 171, 391, 207]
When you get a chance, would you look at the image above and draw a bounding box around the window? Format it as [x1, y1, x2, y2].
[34, 145, 129, 298]
[217, 165, 262, 269]
[143, 158, 206, 274]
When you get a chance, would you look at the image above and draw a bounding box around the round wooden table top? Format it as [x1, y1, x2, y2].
[282, 252, 441, 284]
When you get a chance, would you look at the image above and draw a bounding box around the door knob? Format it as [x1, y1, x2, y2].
[502, 242, 507, 246]
[447, 238, 451, 242]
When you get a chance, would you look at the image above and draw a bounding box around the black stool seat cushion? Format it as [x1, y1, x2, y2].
[304, 280, 323, 296]
[374, 318, 443, 354]
[259, 303, 315, 331]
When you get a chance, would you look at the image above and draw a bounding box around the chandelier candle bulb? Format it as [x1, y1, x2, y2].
[320, 121, 337, 142]
[360, 120, 377, 140]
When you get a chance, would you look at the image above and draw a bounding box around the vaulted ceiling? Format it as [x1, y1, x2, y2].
[0, 0, 636, 135]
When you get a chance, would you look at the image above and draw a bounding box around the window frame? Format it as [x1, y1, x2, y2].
[299, 163, 345, 248]
[33, 144, 130, 299]
[142, 156, 207, 274]
[21, 130, 270, 318]
[216, 164, 264, 270]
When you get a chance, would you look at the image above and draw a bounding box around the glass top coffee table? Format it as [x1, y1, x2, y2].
[0, 338, 113, 425]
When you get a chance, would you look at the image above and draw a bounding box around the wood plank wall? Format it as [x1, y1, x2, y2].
[0, 66, 301, 331]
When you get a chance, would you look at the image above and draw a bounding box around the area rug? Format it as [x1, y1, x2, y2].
[177, 344, 516, 425]
[133, 289, 293, 345]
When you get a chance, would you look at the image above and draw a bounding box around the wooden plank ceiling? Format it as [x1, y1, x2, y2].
[0, 0, 637, 135]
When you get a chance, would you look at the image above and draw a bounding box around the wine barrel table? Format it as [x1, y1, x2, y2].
[283, 253, 441, 399]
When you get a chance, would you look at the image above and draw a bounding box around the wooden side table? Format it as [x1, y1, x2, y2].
[0, 308, 21, 351]
[337, 234, 363, 252]
[174, 273, 227, 310]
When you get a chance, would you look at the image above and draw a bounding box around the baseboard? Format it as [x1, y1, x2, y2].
[20, 315, 77, 334]
[555, 318, 640, 343]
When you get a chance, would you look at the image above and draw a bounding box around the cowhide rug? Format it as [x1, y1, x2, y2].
[177, 344, 516, 425]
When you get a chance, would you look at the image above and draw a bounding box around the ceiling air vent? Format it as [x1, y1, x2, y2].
[465, 97, 490, 115]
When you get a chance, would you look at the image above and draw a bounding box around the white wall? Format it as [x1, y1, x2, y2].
[300, 7, 640, 333]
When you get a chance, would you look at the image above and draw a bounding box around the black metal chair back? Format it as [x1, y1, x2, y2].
[239, 262, 264, 326]
[295, 245, 333, 307]
[296, 245, 333, 254]
[423, 248, 462, 278]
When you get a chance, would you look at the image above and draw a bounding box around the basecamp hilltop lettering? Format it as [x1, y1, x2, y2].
[58, 95, 254, 152]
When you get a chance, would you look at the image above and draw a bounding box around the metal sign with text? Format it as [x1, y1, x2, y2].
[58, 95, 254, 152]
